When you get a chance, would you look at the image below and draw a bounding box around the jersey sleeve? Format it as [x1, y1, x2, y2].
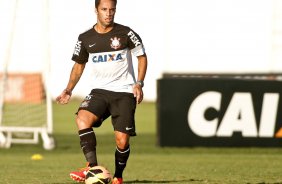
[71, 35, 89, 64]
[127, 29, 146, 57]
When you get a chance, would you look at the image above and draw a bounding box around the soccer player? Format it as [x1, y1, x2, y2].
[56, 0, 148, 183]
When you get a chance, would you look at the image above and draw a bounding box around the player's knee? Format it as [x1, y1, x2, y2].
[75, 110, 99, 129]
[76, 115, 91, 129]
[115, 133, 129, 149]
[116, 141, 129, 150]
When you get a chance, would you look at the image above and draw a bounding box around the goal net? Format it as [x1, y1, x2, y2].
[0, 0, 54, 150]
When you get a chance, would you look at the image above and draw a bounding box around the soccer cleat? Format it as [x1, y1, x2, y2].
[112, 177, 123, 184]
[69, 164, 90, 182]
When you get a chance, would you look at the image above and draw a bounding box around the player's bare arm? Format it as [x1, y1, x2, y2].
[56, 62, 86, 104]
[133, 54, 148, 104]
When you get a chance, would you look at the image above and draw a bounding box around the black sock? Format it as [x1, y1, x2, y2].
[78, 128, 98, 167]
[114, 145, 130, 178]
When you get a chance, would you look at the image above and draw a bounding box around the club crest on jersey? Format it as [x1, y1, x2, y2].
[110, 37, 121, 50]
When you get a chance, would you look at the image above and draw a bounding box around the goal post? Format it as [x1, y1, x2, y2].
[0, 0, 55, 150]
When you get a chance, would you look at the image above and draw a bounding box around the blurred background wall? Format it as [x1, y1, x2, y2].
[0, 0, 281, 101]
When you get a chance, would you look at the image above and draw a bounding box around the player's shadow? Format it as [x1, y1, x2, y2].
[61, 179, 204, 184]
[125, 179, 204, 183]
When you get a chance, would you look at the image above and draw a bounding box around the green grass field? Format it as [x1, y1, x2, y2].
[1, 100, 282, 184]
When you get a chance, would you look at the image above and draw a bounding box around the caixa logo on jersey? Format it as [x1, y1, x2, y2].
[92, 52, 123, 63]
[187, 91, 282, 138]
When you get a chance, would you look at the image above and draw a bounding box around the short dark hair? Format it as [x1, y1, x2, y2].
[95, 0, 117, 8]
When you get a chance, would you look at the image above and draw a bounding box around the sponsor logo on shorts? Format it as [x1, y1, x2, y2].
[126, 127, 133, 131]
[85, 95, 92, 100]
[80, 100, 90, 108]
[80, 95, 92, 108]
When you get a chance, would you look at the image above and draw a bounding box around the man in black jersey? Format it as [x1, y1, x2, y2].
[56, 0, 148, 183]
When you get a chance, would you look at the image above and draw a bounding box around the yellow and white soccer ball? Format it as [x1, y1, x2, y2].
[85, 166, 112, 184]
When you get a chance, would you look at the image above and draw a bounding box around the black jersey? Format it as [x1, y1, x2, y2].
[71, 23, 145, 93]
